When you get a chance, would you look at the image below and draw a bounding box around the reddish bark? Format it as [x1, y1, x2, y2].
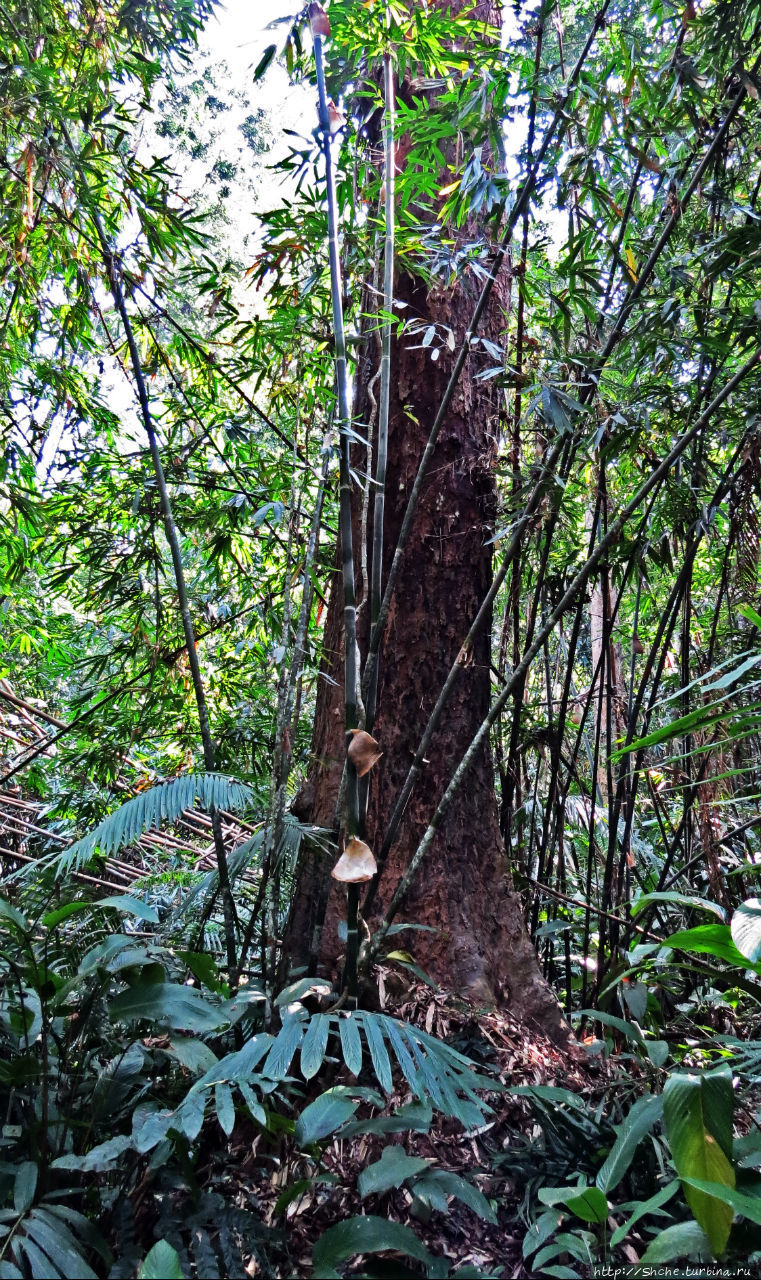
[288, 263, 571, 1042]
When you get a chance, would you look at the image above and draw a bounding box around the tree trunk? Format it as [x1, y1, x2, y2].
[287, 1, 572, 1046]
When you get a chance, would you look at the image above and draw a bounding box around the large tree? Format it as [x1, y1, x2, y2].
[287, 0, 569, 1040]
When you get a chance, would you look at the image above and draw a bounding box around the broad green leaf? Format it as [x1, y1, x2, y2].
[167, 1037, 218, 1075]
[639, 1220, 712, 1264]
[312, 1215, 435, 1277]
[646, 1040, 670, 1067]
[596, 1094, 662, 1193]
[16, 1235, 62, 1279]
[681, 1176, 761, 1224]
[293, 1091, 358, 1147]
[41, 902, 91, 928]
[523, 1209, 564, 1259]
[109, 982, 227, 1033]
[731, 898, 761, 964]
[621, 979, 648, 1023]
[358, 1145, 432, 1198]
[138, 1240, 184, 1279]
[275, 978, 333, 1006]
[341, 1101, 433, 1138]
[739, 604, 761, 629]
[0, 897, 29, 931]
[537, 1185, 608, 1223]
[631, 891, 725, 921]
[51, 1135, 131, 1172]
[662, 925, 750, 968]
[22, 1212, 96, 1279]
[663, 1070, 735, 1254]
[97, 894, 159, 922]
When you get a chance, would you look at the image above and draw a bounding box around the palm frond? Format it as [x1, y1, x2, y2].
[40, 774, 254, 877]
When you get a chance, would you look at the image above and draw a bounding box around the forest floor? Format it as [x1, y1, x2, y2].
[189, 984, 609, 1279]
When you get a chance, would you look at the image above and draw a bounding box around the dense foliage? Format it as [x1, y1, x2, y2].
[3, 0, 761, 1273]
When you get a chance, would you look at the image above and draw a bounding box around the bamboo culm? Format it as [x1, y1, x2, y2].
[313, 29, 361, 1000]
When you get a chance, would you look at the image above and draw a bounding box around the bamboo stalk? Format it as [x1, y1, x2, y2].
[365, 35, 395, 734]
[312, 16, 361, 1001]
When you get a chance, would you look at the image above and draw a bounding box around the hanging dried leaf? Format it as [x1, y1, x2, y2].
[331, 836, 377, 883]
[347, 729, 383, 777]
[327, 99, 346, 134]
[308, 2, 331, 38]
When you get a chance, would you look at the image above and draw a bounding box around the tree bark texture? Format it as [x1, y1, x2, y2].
[288, 270, 571, 1041]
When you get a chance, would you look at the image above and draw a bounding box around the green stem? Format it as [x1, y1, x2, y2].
[314, 32, 360, 1001]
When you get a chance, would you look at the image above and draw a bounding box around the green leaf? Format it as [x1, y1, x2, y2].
[575, 1009, 644, 1045]
[51, 1135, 132, 1171]
[338, 1012, 363, 1075]
[41, 902, 91, 928]
[262, 1013, 306, 1080]
[109, 982, 227, 1033]
[300, 1013, 331, 1080]
[663, 1070, 735, 1254]
[138, 1240, 184, 1279]
[538, 1185, 608, 1223]
[97, 894, 159, 922]
[610, 1179, 679, 1247]
[639, 1220, 712, 1264]
[621, 979, 648, 1023]
[681, 1176, 761, 1224]
[16, 1235, 62, 1279]
[631, 891, 725, 921]
[738, 603, 761, 629]
[646, 1040, 670, 1067]
[294, 1091, 359, 1147]
[54, 774, 253, 874]
[412, 1170, 497, 1224]
[731, 898, 761, 963]
[662, 924, 750, 968]
[359, 1011, 393, 1094]
[14, 1162, 37, 1214]
[276, 977, 333, 1006]
[214, 1082, 236, 1136]
[253, 43, 277, 82]
[0, 897, 29, 931]
[22, 1212, 96, 1279]
[312, 1215, 436, 1278]
[358, 1146, 432, 1198]
[167, 1037, 219, 1075]
[596, 1094, 662, 1193]
[341, 1101, 433, 1138]
[382, 1017, 423, 1096]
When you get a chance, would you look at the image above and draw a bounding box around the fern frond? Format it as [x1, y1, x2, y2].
[43, 774, 254, 877]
